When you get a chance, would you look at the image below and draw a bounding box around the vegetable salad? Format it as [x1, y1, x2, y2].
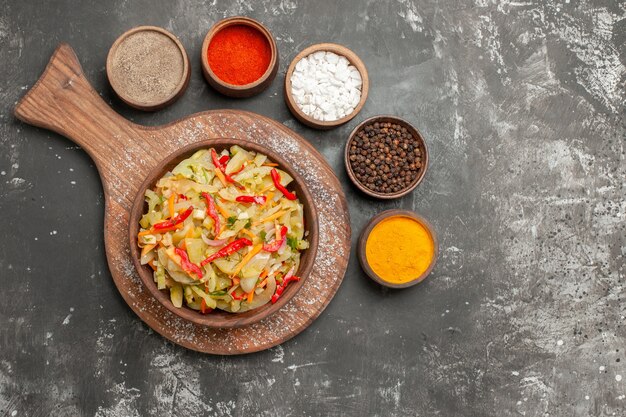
[136, 146, 309, 314]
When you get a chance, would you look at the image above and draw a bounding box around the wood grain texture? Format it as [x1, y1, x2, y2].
[14, 43, 351, 354]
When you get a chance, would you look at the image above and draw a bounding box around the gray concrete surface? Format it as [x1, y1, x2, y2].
[1, 0, 625, 416]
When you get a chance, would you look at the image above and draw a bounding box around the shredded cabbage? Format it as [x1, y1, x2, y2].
[136, 147, 308, 314]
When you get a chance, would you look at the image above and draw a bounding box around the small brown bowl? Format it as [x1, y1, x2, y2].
[345, 115, 428, 199]
[129, 138, 318, 328]
[106, 26, 190, 111]
[284, 43, 369, 130]
[201, 17, 278, 98]
[358, 210, 438, 288]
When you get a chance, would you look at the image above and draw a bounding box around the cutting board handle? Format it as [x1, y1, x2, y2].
[14, 43, 139, 161]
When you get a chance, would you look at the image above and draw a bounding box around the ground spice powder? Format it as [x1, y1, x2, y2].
[207, 25, 271, 85]
[365, 216, 434, 284]
[109, 31, 185, 104]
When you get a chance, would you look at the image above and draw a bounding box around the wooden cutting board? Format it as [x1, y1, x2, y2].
[14, 44, 351, 354]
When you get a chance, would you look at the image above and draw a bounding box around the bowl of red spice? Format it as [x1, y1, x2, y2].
[201, 16, 278, 98]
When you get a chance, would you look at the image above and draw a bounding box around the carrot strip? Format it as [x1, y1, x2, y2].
[215, 203, 231, 219]
[253, 210, 288, 226]
[262, 163, 279, 167]
[141, 244, 156, 258]
[240, 228, 256, 240]
[168, 194, 176, 219]
[214, 168, 228, 187]
[247, 290, 254, 303]
[138, 229, 153, 237]
[231, 244, 263, 277]
[260, 192, 274, 208]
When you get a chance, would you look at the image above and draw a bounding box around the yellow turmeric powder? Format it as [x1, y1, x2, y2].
[365, 216, 434, 284]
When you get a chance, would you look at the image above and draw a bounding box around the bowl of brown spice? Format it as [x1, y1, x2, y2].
[344, 116, 428, 199]
[106, 26, 191, 111]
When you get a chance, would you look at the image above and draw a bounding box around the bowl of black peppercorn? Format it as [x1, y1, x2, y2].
[344, 116, 428, 199]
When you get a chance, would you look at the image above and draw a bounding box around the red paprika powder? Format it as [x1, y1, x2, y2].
[207, 25, 271, 86]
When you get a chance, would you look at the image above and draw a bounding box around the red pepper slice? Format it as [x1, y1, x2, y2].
[271, 288, 283, 304]
[174, 247, 203, 279]
[200, 238, 253, 266]
[270, 169, 296, 200]
[230, 291, 243, 301]
[150, 224, 182, 234]
[271, 274, 300, 303]
[211, 148, 225, 170]
[200, 298, 213, 314]
[235, 195, 267, 205]
[231, 162, 247, 175]
[211, 149, 244, 189]
[219, 154, 230, 166]
[153, 206, 193, 230]
[178, 194, 188, 200]
[201, 192, 220, 236]
[263, 226, 288, 252]
[283, 275, 300, 286]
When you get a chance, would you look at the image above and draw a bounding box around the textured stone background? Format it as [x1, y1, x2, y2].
[1, 0, 625, 416]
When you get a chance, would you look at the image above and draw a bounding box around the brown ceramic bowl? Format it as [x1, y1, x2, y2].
[345, 115, 428, 199]
[358, 209, 438, 288]
[284, 43, 369, 130]
[129, 139, 318, 328]
[201, 17, 278, 98]
[106, 26, 190, 111]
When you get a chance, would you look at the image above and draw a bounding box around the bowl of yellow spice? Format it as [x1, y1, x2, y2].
[358, 210, 438, 288]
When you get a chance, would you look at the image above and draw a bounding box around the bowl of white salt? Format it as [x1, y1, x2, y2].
[284, 43, 369, 130]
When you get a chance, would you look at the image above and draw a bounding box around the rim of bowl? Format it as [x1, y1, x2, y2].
[344, 115, 429, 199]
[106, 25, 191, 111]
[284, 43, 369, 130]
[201, 16, 278, 93]
[358, 209, 438, 289]
[128, 138, 319, 328]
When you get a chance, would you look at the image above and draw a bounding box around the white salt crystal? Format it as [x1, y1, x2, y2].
[330, 77, 344, 87]
[319, 102, 333, 113]
[335, 68, 350, 82]
[292, 76, 303, 89]
[349, 93, 360, 107]
[312, 51, 326, 60]
[290, 50, 363, 122]
[326, 53, 339, 64]
[295, 58, 308, 72]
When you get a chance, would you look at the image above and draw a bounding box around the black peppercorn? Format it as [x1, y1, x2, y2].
[348, 120, 423, 194]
